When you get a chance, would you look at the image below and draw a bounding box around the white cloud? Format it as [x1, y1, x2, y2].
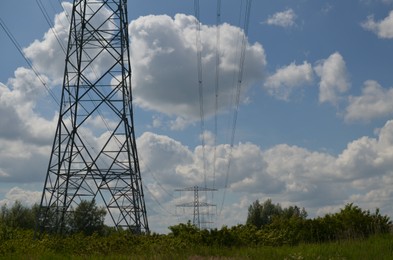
[0, 5, 73, 183]
[0, 72, 56, 183]
[336, 136, 379, 180]
[3, 4, 393, 234]
[134, 119, 393, 228]
[263, 144, 343, 206]
[0, 83, 25, 139]
[362, 11, 393, 38]
[169, 116, 194, 131]
[4, 120, 393, 231]
[136, 131, 284, 193]
[0, 139, 50, 182]
[137, 132, 195, 187]
[23, 3, 71, 84]
[265, 9, 297, 28]
[345, 80, 393, 122]
[263, 61, 314, 100]
[217, 195, 252, 228]
[0, 2, 72, 147]
[0, 187, 41, 207]
[225, 142, 283, 193]
[315, 52, 350, 105]
[130, 14, 266, 127]
[336, 120, 393, 183]
[151, 115, 163, 128]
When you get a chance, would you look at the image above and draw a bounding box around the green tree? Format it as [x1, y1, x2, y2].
[246, 199, 283, 228]
[68, 200, 107, 235]
[246, 199, 308, 229]
[0, 201, 38, 230]
[281, 205, 308, 220]
[331, 203, 391, 239]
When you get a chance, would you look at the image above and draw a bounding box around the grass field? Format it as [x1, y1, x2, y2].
[1, 232, 392, 259]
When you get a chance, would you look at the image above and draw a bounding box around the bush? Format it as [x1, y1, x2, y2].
[0, 202, 38, 231]
[245, 200, 392, 246]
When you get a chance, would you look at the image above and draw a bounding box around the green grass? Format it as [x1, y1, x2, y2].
[1, 232, 392, 259]
[237, 235, 393, 260]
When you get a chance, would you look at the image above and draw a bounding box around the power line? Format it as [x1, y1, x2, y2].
[46, 0, 61, 16]
[139, 158, 175, 199]
[35, 0, 67, 54]
[175, 186, 217, 229]
[194, 0, 208, 189]
[0, 17, 60, 106]
[40, 0, 126, 149]
[143, 183, 176, 217]
[212, 0, 222, 194]
[0, 11, 109, 175]
[2, 2, 134, 184]
[219, 0, 252, 215]
[36, 0, 150, 235]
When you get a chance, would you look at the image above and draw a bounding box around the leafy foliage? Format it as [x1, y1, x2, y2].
[246, 199, 307, 229]
[0, 201, 38, 230]
[0, 200, 392, 258]
[0, 229, 393, 259]
[245, 199, 391, 246]
[68, 199, 107, 235]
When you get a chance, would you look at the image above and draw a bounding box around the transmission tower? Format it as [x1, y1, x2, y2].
[36, 0, 149, 235]
[175, 186, 216, 229]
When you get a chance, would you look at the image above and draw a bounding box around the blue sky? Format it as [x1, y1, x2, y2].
[2, 0, 393, 233]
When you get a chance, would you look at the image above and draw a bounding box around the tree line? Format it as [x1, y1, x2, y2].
[243, 199, 391, 245]
[0, 200, 107, 238]
[0, 199, 391, 247]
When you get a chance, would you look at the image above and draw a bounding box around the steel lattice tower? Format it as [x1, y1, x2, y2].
[36, 0, 149, 235]
[175, 186, 216, 229]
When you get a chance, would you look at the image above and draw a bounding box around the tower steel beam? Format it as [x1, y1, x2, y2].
[36, 0, 149, 236]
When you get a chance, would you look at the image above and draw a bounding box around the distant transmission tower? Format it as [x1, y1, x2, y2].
[175, 186, 216, 229]
[36, 0, 149, 235]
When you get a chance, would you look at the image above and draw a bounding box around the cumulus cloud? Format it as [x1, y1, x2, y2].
[0, 187, 41, 207]
[362, 11, 393, 38]
[263, 61, 314, 100]
[265, 9, 297, 28]
[137, 132, 195, 187]
[0, 2, 73, 148]
[0, 139, 50, 183]
[345, 80, 393, 122]
[130, 14, 266, 127]
[0, 9, 262, 231]
[135, 120, 393, 229]
[136, 131, 280, 192]
[23, 2, 71, 83]
[137, 120, 393, 215]
[315, 52, 350, 105]
[3, 3, 393, 233]
[0, 69, 57, 183]
[334, 122, 393, 199]
[4, 120, 393, 231]
[0, 5, 73, 182]
[263, 144, 345, 207]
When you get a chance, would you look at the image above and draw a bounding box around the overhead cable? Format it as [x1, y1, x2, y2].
[213, 0, 222, 194]
[194, 0, 208, 189]
[35, 0, 67, 54]
[0, 17, 60, 105]
[143, 183, 176, 217]
[219, 0, 252, 215]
